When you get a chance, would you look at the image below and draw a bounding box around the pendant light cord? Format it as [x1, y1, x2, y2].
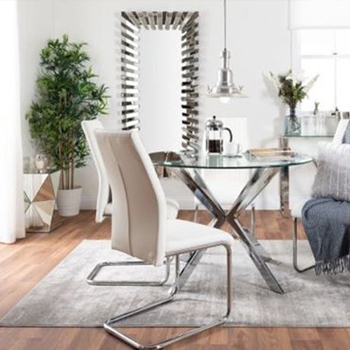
[224, 0, 227, 50]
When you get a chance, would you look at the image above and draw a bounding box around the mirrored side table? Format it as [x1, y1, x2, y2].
[24, 170, 63, 233]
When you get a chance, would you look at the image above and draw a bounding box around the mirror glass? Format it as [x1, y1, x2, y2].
[139, 30, 182, 153]
[120, 11, 200, 154]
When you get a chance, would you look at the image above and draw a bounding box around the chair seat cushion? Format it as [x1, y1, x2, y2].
[165, 219, 234, 255]
[166, 198, 180, 219]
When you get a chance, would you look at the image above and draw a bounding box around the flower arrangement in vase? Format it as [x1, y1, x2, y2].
[270, 70, 319, 135]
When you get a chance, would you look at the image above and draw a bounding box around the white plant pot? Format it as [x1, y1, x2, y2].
[57, 187, 83, 217]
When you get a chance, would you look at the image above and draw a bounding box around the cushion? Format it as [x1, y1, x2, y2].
[312, 142, 350, 202]
[343, 120, 350, 144]
[333, 119, 349, 145]
[165, 219, 234, 256]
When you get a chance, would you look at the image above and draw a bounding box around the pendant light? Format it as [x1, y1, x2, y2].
[208, 0, 247, 103]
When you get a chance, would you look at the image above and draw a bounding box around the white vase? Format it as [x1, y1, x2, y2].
[57, 187, 83, 217]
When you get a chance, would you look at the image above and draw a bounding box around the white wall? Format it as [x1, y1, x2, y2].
[20, 0, 313, 210]
[18, 0, 55, 157]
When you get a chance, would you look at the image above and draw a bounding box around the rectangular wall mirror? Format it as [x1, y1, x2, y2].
[139, 29, 182, 153]
[120, 11, 200, 154]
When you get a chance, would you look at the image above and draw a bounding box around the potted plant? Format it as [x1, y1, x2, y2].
[270, 70, 318, 135]
[27, 35, 109, 217]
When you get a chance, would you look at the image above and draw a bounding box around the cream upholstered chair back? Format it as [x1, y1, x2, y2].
[94, 130, 167, 266]
[82, 120, 110, 223]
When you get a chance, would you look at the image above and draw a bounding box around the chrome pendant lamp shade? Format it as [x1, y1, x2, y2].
[208, 0, 247, 102]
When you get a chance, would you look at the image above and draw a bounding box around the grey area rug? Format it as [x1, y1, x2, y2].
[1, 239, 350, 328]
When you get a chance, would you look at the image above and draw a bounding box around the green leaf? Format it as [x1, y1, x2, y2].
[27, 35, 110, 189]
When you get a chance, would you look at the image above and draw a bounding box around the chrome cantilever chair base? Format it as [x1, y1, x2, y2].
[87, 258, 171, 287]
[293, 217, 315, 273]
[104, 243, 232, 350]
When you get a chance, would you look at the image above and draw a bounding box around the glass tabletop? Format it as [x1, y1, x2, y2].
[283, 134, 334, 138]
[155, 151, 313, 170]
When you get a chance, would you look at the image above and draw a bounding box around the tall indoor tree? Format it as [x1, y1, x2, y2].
[27, 35, 109, 216]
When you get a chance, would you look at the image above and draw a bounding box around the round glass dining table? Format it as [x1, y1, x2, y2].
[157, 151, 312, 169]
[153, 151, 313, 294]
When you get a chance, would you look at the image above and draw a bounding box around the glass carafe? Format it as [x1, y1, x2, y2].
[205, 116, 233, 154]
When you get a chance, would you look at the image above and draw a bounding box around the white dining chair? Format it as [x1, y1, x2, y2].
[292, 118, 350, 272]
[82, 120, 180, 223]
[93, 129, 234, 349]
[82, 120, 179, 286]
[82, 120, 111, 223]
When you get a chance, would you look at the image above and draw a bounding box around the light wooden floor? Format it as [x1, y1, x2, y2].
[0, 210, 349, 350]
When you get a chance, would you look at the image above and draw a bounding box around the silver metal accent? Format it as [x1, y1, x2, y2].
[157, 12, 163, 30]
[125, 12, 141, 28]
[208, 49, 246, 98]
[121, 55, 139, 65]
[165, 12, 172, 30]
[121, 44, 139, 57]
[169, 166, 285, 294]
[122, 13, 140, 31]
[87, 257, 171, 286]
[279, 136, 291, 217]
[104, 243, 232, 349]
[193, 203, 256, 235]
[250, 204, 256, 236]
[280, 166, 290, 218]
[293, 217, 315, 273]
[172, 12, 182, 30]
[207, 0, 246, 100]
[121, 21, 139, 35]
[148, 12, 156, 30]
[138, 12, 149, 30]
[120, 11, 200, 154]
[180, 12, 198, 30]
[121, 36, 139, 50]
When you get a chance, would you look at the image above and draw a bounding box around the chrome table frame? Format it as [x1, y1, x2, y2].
[104, 242, 232, 349]
[169, 166, 285, 294]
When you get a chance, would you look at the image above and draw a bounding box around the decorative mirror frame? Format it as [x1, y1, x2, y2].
[120, 11, 200, 154]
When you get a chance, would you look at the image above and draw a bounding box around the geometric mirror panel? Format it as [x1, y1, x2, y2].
[23, 171, 62, 233]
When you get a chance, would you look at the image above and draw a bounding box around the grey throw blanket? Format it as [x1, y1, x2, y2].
[302, 197, 350, 275]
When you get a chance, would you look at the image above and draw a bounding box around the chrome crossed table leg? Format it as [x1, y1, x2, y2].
[171, 166, 284, 294]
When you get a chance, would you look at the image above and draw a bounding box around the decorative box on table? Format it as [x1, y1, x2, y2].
[23, 170, 62, 233]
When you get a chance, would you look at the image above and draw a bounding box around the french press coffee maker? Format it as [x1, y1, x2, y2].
[205, 116, 233, 154]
